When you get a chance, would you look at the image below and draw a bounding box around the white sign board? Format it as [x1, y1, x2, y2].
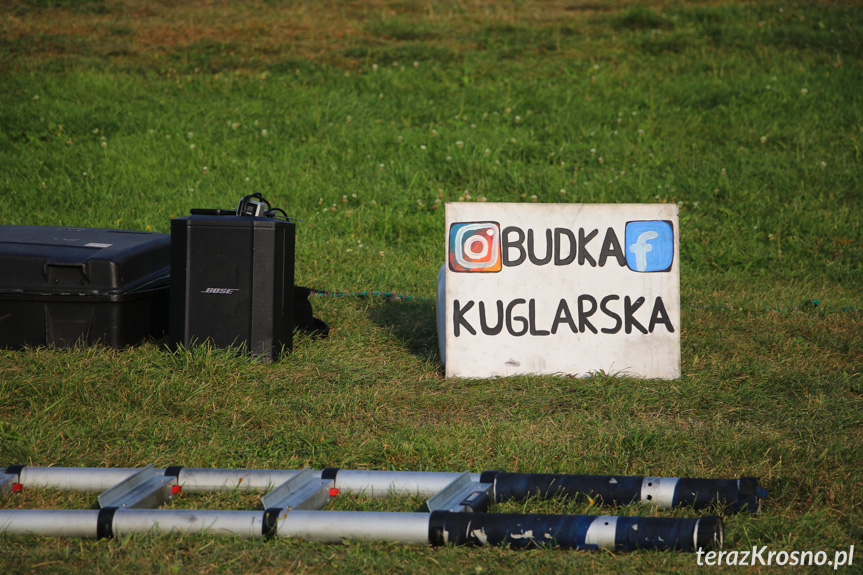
[444, 203, 680, 379]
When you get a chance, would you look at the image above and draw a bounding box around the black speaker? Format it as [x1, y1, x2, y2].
[169, 215, 295, 361]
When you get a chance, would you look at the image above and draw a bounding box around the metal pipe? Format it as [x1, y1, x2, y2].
[174, 469, 303, 492]
[0, 510, 100, 538]
[18, 467, 140, 491]
[5, 466, 765, 511]
[486, 472, 765, 512]
[333, 470, 481, 497]
[277, 511, 430, 544]
[429, 512, 723, 552]
[112, 509, 266, 539]
[0, 508, 722, 552]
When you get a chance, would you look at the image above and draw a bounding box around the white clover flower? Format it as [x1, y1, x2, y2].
[801, 88, 808, 95]
[456, 141, 464, 148]
[379, 163, 385, 169]
[261, 129, 268, 137]
[485, 149, 491, 155]
[510, 138, 516, 143]
[420, 145, 427, 151]
[372, 64, 378, 71]
[446, 156, 452, 161]
[530, 194, 538, 202]
[560, 189, 566, 195]
[760, 136, 767, 144]
[187, 132, 193, 138]
[820, 161, 827, 167]
[231, 122, 240, 130]
[514, 116, 521, 123]
[590, 148, 596, 154]
[101, 141, 107, 148]
[413, 61, 419, 68]
[189, 144, 195, 150]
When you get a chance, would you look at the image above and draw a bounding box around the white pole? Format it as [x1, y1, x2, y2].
[277, 511, 430, 544]
[112, 509, 266, 539]
[0, 510, 100, 538]
[11, 467, 480, 497]
[333, 470, 482, 497]
[18, 467, 140, 491]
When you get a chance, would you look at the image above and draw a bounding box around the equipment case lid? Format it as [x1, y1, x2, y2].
[0, 225, 170, 298]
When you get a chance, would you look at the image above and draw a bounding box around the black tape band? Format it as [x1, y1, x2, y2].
[97, 507, 117, 539]
[4, 465, 24, 480]
[479, 470, 497, 484]
[738, 477, 759, 498]
[163, 466, 184, 478]
[428, 510, 448, 546]
[262, 508, 282, 539]
[321, 467, 339, 481]
[695, 516, 724, 551]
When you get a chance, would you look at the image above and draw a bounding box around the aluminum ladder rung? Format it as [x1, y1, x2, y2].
[261, 467, 335, 511]
[97, 464, 178, 509]
[426, 472, 492, 513]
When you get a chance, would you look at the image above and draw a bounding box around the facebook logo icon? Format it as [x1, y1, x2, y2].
[625, 220, 674, 272]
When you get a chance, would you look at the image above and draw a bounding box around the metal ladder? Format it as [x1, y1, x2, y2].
[2, 465, 765, 551]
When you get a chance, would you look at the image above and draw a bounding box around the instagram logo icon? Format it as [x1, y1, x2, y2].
[449, 222, 502, 272]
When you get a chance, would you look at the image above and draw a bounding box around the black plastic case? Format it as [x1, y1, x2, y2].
[0, 225, 171, 349]
[169, 215, 295, 362]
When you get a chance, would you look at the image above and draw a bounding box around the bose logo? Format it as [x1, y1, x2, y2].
[201, 288, 238, 294]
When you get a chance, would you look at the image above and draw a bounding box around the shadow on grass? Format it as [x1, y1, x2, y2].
[364, 298, 441, 367]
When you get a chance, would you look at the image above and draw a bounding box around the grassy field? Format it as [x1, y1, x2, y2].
[1, 0, 861, 572]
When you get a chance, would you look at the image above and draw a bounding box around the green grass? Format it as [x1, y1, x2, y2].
[1, 1, 861, 573]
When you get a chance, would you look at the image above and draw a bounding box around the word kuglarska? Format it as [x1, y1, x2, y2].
[453, 295, 675, 337]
